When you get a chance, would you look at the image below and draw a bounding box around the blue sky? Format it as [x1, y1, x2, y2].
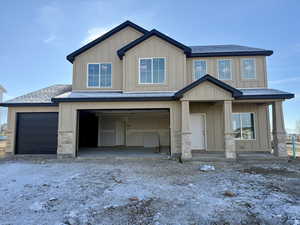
[0, 0, 299, 131]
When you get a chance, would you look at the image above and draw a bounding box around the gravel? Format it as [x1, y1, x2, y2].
[0, 158, 299, 225]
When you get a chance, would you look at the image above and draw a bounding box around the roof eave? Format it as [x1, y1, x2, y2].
[236, 93, 294, 100]
[0, 102, 58, 107]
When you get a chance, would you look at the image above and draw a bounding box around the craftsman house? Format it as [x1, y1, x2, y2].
[0, 21, 294, 160]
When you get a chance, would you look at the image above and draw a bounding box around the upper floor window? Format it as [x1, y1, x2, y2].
[232, 112, 255, 140]
[193, 60, 207, 80]
[241, 58, 256, 79]
[88, 63, 112, 88]
[139, 58, 165, 84]
[218, 59, 232, 80]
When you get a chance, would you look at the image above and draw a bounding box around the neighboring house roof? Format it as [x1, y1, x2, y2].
[174, 74, 243, 98]
[0, 85, 6, 93]
[0, 84, 72, 106]
[188, 45, 273, 57]
[66, 21, 148, 63]
[117, 29, 191, 59]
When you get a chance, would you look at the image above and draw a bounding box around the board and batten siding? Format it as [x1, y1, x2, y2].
[123, 36, 186, 92]
[186, 56, 267, 88]
[72, 27, 144, 91]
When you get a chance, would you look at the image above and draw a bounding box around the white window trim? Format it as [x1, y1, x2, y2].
[218, 59, 232, 80]
[241, 58, 256, 80]
[192, 60, 207, 81]
[87, 63, 113, 88]
[138, 57, 167, 85]
[232, 112, 256, 141]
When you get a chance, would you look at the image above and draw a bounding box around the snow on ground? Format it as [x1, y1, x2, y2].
[0, 158, 299, 225]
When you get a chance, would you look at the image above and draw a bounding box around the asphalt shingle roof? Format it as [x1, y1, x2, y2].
[189, 45, 269, 54]
[3, 84, 71, 104]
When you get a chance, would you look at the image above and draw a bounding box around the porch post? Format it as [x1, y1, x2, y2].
[181, 100, 192, 160]
[223, 100, 236, 159]
[272, 101, 288, 157]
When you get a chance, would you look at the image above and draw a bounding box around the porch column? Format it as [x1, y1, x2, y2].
[181, 100, 192, 160]
[223, 100, 236, 159]
[272, 101, 288, 157]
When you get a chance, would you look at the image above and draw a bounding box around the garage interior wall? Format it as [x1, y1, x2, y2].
[97, 111, 170, 147]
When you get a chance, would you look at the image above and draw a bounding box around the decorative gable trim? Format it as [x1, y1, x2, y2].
[66, 21, 148, 63]
[174, 74, 243, 99]
[117, 29, 191, 59]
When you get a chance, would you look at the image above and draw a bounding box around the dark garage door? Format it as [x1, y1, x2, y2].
[16, 112, 58, 154]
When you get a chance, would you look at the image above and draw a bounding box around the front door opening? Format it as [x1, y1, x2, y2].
[77, 109, 170, 157]
[190, 113, 206, 150]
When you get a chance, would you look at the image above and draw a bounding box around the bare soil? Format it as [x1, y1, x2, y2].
[0, 158, 299, 225]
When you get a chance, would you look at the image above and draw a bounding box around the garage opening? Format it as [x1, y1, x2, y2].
[77, 109, 170, 157]
[16, 112, 58, 154]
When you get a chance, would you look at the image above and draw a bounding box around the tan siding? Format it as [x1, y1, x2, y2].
[72, 27, 144, 91]
[233, 103, 271, 151]
[182, 81, 233, 101]
[124, 36, 186, 91]
[5, 106, 59, 154]
[187, 56, 267, 88]
[190, 102, 224, 151]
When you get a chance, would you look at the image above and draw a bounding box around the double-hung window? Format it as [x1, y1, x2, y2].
[139, 58, 165, 84]
[232, 113, 255, 140]
[87, 63, 112, 88]
[241, 58, 256, 79]
[218, 59, 232, 80]
[193, 60, 207, 80]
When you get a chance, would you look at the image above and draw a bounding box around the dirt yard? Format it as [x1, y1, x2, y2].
[0, 158, 299, 225]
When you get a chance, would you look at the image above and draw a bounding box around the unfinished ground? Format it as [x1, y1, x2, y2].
[0, 158, 299, 225]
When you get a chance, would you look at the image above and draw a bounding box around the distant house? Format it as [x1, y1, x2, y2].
[0, 85, 6, 136]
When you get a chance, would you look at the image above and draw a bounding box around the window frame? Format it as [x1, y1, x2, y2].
[193, 59, 207, 81]
[217, 59, 232, 80]
[138, 57, 166, 85]
[241, 58, 256, 80]
[232, 112, 256, 141]
[87, 62, 113, 88]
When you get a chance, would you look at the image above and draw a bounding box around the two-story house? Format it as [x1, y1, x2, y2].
[0, 21, 294, 160]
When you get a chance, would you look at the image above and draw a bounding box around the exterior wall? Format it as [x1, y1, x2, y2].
[233, 103, 271, 151]
[123, 36, 186, 92]
[58, 101, 181, 157]
[186, 56, 267, 88]
[190, 102, 225, 151]
[5, 106, 59, 154]
[181, 81, 233, 101]
[72, 27, 144, 91]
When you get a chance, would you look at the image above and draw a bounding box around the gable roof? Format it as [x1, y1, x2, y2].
[117, 29, 191, 59]
[188, 45, 273, 57]
[66, 20, 148, 63]
[0, 84, 72, 106]
[174, 74, 243, 99]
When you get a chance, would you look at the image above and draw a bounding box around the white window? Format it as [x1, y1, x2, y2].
[139, 58, 165, 84]
[218, 59, 232, 80]
[241, 58, 256, 79]
[87, 63, 112, 88]
[232, 113, 255, 140]
[193, 60, 207, 80]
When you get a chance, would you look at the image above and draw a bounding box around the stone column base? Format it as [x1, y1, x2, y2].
[57, 131, 76, 157]
[181, 132, 192, 161]
[273, 131, 288, 157]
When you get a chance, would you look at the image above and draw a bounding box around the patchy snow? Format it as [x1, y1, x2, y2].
[0, 158, 299, 225]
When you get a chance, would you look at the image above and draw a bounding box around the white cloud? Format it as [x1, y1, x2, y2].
[269, 77, 300, 85]
[43, 34, 56, 43]
[81, 25, 116, 45]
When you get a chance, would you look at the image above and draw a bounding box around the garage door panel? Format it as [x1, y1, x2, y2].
[16, 112, 58, 154]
